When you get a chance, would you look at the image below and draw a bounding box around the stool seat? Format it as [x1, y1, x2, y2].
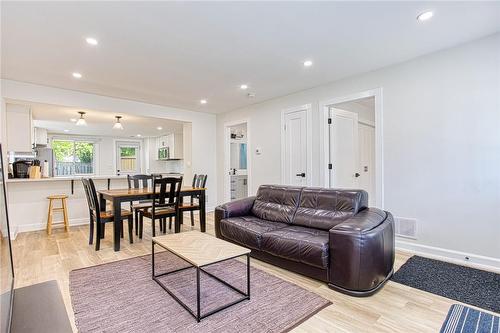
[47, 195, 68, 200]
[46, 194, 69, 235]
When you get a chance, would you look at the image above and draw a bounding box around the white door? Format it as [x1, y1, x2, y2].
[358, 123, 375, 205]
[283, 109, 308, 186]
[329, 108, 359, 188]
[116, 141, 141, 175]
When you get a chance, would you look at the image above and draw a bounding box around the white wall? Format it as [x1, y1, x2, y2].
[1, 80, 217, 210]
[216, 33, 500, 266]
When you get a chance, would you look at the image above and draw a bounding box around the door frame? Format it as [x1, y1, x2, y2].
[320, 88, 384, 208]
[223, 119, 252, 203]
[281, 104, 313, 186]
[113, 139, 143, 175]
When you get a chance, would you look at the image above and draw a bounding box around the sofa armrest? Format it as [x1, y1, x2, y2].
[328, 208, 395, 296]
[214, 196, 256, 238]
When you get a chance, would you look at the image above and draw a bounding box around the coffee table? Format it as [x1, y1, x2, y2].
[152, 231, 251, 322]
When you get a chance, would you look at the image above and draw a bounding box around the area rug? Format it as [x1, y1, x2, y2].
[392, 256, 500, 313]
[69, 252, 331, 332]
[440, 304, 500, 333]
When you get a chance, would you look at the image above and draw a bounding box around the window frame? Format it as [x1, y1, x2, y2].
[51, 137, 97, 177]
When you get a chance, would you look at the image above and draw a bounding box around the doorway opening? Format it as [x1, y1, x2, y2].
[321, 89, 383, 207]
[224, 121, 250, 202]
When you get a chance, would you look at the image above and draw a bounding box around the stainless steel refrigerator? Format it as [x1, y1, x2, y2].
[35, 147, 55, 177]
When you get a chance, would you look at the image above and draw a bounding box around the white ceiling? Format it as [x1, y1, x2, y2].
[26, 102, 184, 137]
[2, 2, 500, 114]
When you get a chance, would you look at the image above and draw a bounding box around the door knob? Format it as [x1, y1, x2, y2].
[355, 173, 360, 178]
[296, 172, 306, 178]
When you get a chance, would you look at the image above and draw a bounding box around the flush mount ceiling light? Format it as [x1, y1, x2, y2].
[70, 118, 77, 122]
[72, 72, 82, 79]
[85, 37, 98, 46]
[200, 99, 207, 104]
[157, 126, 163, 130]
[76, 111, 87, 126]
[240, 84, 248, 90]
[113, 116, 124, 130]
[417, 11, 434, 21]
[303, 60, 313, 67]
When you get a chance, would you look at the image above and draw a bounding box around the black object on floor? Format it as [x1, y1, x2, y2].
[11, 280, 72, 333]
[392, 256, 500, 313]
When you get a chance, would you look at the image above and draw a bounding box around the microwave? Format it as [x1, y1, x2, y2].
[158, 147, 170, 160]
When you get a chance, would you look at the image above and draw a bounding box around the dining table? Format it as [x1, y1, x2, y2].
[98, 186, 207, 251]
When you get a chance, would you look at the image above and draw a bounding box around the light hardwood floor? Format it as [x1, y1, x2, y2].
[10, 213, 462, 332]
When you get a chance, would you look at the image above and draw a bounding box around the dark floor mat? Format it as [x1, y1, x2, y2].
[392, 256, 500, 313]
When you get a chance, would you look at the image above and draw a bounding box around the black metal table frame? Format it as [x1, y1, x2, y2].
[152, 240, 250, 322]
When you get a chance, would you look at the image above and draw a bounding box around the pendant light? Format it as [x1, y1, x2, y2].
[113, 116, 124, 130]
[76, 112, 87, 126]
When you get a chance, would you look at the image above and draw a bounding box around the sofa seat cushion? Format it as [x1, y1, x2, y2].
[219, 216, 288, 250]
[261, 226, 329, 269]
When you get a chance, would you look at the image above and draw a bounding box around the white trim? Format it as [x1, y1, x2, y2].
[320, 88, 384, 208]
[15, 217, 89, 235]
[358, 119, 375, 127]
[223, 119, 252, 202]
[280, 104, 313, 186]
[396, 239, 500, 273]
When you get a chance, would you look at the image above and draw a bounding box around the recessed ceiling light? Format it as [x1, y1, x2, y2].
[200, 99, 207, 104]
[417, 11, 434, 21]
[136, 134, 142, 137]
[240, 84, 248, 90]
[70, 118, 77, 122]
[64, 129, 70, 132]
[85, 37, 98, 46]
[157, 126, 163, 130]
[303, 60, 313, 67]
[72, 72, 82, 79]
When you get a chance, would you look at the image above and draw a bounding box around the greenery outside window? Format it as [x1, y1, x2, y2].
[52, 139, 95, 176]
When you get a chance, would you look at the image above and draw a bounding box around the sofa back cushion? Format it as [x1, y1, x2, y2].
[292, 188, 368, 230]
[251, 185, 303, 224]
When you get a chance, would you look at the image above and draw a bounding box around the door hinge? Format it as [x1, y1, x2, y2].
[328, 118, 332, 125]
[328, 163, 332, 170]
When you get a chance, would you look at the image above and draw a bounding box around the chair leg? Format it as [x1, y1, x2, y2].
[139, 212, 144, 239]
[120, 220, 124, 238]
[169, 217, 172, 230]
[128, 216, 133, 244]
[190, 211, 194, 226]
[62, 198, 69, 232]
[159, 217, 164, 233]
[89, 213, 94, 245]
[100, 225, 105, 239]
[95, 223, 101, 251]
[46, 199, 53, 235]
[134, 209, 139, 236]
[152, 216, 156, 237]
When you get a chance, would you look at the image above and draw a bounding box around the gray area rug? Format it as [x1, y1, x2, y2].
[70, 252, 331, 332]
[392, 256, 500, 313]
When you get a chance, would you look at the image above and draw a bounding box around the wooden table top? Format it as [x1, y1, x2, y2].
[152, 231, 250, 267]
[98, 186, 206, 198]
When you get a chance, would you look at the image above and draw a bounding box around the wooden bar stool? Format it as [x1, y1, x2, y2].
[46, 195, 69, 235]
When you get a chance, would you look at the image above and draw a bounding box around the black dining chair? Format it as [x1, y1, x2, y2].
[179, 174, 207, 227]
[127, 174, 158, 236]
[139, 176, 183, 237]
[82, 178, 134, 251]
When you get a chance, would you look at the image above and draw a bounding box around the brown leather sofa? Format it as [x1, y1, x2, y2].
[215, 185, 395, 297]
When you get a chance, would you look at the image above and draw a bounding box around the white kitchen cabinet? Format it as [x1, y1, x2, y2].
[33, 127, 48, 147]
[155, 133, 183, 159]
[6, 104, 32, 152]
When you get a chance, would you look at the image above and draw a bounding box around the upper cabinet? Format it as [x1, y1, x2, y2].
[6, 104, 32, 152]
[156, 132, 183, 160]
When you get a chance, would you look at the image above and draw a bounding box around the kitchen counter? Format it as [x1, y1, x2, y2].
[6, 173, 183, 183]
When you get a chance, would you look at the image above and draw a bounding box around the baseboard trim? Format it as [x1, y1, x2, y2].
[16, 218, 89, 236]
[396, 239, 500, 273]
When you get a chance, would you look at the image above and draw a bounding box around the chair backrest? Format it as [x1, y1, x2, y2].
[152, 177, 183, 214]
[127, 174, 155, 189]
[192, 174, 207, 188]
[82, 178, 101, 223]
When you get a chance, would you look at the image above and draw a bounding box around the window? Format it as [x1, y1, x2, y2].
[116, 141, 141, 174]
[52, 139, 95, 176]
